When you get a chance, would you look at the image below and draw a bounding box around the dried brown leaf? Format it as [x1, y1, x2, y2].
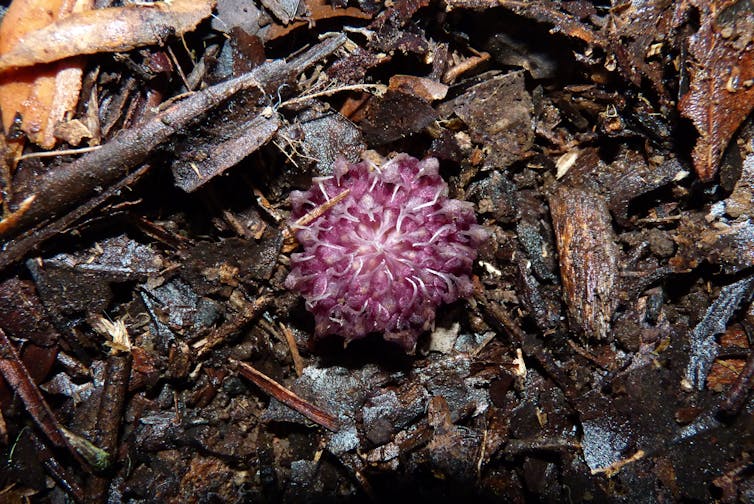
[678, 0, 754, 181]
[266, 0, 372, 40]
[0, 0, 216, 72]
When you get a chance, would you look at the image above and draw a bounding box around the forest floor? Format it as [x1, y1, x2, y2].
[0, 0, 753, 502]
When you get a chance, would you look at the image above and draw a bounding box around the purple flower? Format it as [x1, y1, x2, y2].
[285, 154, 489, 350]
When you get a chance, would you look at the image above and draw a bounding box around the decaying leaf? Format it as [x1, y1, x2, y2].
[0, 0, 93, 148]
[606, 0, 676, 101]
[265, 0, 373, 40]
[707, 325, 749, 392]
[0, 0, 216, 72]
[678, 0, 754, 181]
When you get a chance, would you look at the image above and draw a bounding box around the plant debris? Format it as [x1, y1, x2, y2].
[0, 0, 753, 502]
[0, 0, 216, 71]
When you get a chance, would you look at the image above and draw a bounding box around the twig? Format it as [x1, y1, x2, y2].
[18, 145, 102, 160]
[292, 189, 351, 228]
[0, 327, 95, 469]
[167, 45, 191, 91]
[280, 322, 305, 376]
[233, 359, 339, 432]
[591, 449, 646, 477]
[0, 34, 347, 242]
[279, 83, 386, 108]
[85, 318, 133, 502]
[28, 431, 86, 504]
[282, 189, 350, 252]
[0, 164, 151, 271]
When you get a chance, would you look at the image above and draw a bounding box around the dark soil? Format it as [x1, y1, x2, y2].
[0, 0, 753, 503]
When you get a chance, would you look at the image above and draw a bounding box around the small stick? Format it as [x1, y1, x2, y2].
[0, 164, 151, 271]
[86, 318, 133, 502]
[0, 327, 90, 468]
[280, 322, 305, 376]
[18, 145, 102, 160]
[591, 449, 646, 477]
[27, 431, 86, 504]
[233, 359, 339, 432]
[282, 189, 350, 252]
[279, 84, 386, 108]
[293, 189, 350, 228]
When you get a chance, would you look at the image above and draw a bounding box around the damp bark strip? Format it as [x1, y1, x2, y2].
[0, 327, 107, 471]
[232, 359, 340, 432]
[0, 34, 346, 246]
[85, 352, 132, 503]
[0, 163, 151, 271]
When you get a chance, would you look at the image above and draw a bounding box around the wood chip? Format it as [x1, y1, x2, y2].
[549, 185, 620, 340]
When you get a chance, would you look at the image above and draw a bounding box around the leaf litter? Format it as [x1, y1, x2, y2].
[0, 0, 751, 502]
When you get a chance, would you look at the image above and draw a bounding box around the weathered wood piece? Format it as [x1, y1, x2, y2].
[1, 34, 345, 240]
[549, 185, 620, 340]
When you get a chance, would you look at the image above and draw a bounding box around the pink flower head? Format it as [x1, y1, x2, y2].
[285, 154, 489, 351]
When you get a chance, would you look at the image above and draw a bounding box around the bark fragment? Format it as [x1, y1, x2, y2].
[549, 185, 620, 340]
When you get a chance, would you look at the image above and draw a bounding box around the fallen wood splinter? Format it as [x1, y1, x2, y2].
[0, 195, 35, 234]
[232, 359, 339, 432]
[282, 188, 350, 252]
[0, 326, 107, 469]
[591, 449, 646, 478]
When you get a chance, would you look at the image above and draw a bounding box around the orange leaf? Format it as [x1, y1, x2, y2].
[266, 0, 372, 41]
[0, 0, 216, 72]
[0, 0, 92, 148]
